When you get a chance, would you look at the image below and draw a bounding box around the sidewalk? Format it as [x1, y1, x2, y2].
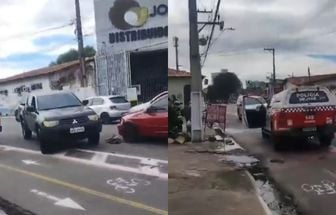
[169, 137, 269, 215]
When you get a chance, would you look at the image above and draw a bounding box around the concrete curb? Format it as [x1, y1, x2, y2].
[227, 135, 273, 215]
[246, 170, 273, 215]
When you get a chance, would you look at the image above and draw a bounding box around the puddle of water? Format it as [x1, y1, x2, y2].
[249, 167, 298, 215]
[185, 170, 201, 177]
[220, 155, 259, 167]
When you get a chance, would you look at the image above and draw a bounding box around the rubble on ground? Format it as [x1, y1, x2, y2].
[105, 134, 123, 144]
[169, 133, 191, 144]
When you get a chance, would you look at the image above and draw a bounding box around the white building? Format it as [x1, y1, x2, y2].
[94, 0, 168, 102]
[283, 73, 336, 94]
[0, 59, 96, 111]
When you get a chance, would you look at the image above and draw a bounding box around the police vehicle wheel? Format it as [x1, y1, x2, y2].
[272, 135, 284, 150]
[319, 135, 333, 147]
[261, 128, 269, 139]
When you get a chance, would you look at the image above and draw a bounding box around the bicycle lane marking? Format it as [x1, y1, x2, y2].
[0, 163, 168, 215]
[106, 178, 151, 194]
[0, 145, 168, 180]
[298, 168, 336, 196]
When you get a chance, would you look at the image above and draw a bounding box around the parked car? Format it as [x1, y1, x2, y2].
[242, 86, 336, 150]
[83, 95, 130, 124]
[118, 92, 168, 142]
[21, 91, 102, 154]
[127, 91, 168, 114]
[0, 107, 11, 117]
[237, 95, 267, 121]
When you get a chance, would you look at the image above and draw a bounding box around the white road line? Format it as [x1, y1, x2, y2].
[140, 159, 159, 166]
[91, 153, 108, 163]
[1, 145, 168, 180]
[324, 168, 336, 179]
[77, 148, 168, 164]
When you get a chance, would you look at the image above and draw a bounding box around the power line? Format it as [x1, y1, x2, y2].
[201, 0, 221, 66]
[0, 15, 94, 44]
[0, 21, 76, 43]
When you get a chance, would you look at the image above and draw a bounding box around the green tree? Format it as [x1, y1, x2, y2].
[206, 72, 242, 103]
[49, 46, 96, 66]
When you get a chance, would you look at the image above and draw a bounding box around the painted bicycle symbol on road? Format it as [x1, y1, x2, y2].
[106, 177, 151, 194]
[301, 180, 336, 195]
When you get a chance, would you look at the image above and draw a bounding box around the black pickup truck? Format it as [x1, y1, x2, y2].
[21, 91, 102, 154]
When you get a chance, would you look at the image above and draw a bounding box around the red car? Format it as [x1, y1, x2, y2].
[118, 92, 168, 142]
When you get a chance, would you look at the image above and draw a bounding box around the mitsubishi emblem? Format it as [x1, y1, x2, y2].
[72, 119, 78, 124]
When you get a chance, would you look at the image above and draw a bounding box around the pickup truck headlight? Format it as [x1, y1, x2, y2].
[43, 120, 59, 127]
[88, 114, 99, 121]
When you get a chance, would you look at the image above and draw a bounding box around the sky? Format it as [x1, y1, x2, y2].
[0, 0, 96, 79]
[168, 0, 336, 86]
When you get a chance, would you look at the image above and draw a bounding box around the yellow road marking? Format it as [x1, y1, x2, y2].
[0, 163, 167, 215]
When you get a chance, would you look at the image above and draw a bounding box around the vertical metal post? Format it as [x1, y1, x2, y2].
[189, 0, 203, 142]
[75, 0, 86, 87]
[173, 37, 179, 71]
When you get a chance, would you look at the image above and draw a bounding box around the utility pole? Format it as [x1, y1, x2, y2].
[308, 67, 311, 84]
[75, 0, 86, 87]
[173, 37, 179, 71]
[264, 48, 275, 98]
[189, 0, 203, 142]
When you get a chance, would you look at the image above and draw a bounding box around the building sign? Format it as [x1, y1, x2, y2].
[94, 0, 168, 53]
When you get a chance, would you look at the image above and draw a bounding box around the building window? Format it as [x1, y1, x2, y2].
[31, 83, 43, 91]
[0, 90, 8, 96]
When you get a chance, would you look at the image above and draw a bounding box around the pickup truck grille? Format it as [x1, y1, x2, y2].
[60, 116, 88, 125]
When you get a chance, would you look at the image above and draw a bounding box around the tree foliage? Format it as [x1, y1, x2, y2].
[49, 46, 96, 66]
[206, 71, 242, 103]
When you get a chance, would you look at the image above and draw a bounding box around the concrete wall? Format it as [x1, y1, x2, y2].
[168, 77, 191, 105]
[0, 63, 96, 110]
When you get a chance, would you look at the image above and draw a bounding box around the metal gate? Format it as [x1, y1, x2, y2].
[130, 49, 168, 102]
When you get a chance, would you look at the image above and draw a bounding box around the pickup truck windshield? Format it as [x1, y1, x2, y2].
[289, 91, 329, 104]
[37, 93, 82, 110]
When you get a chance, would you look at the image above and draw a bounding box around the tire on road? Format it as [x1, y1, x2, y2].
[88, 132, 100, 146]
[21, 121, 32, 140]
[261, 128, 269, 139]
[36, 126, 52, 154]
[272, 134, 285, 151]
[100, 112, 110, 124]
[237, 109, 242, 121]
[319, 134, 333, 147]
[122, 123, 139, 143]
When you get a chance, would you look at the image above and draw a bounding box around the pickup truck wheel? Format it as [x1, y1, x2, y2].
[36, 127, 52, 154]
[123, 123, 138, 143]
[88, 133, 100, 146]
[21, 122, 32, 140]
[40, 141, 52, 154]
[319, 135, 333, 147]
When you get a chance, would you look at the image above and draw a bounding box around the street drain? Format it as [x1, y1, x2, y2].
[248, 166, 299, 215]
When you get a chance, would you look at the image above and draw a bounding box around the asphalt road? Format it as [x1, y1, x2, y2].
[225, 104, 336, 215]
[0, 117, 168, 215]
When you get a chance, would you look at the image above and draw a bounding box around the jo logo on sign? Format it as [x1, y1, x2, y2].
[109, 0, 168, 30]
